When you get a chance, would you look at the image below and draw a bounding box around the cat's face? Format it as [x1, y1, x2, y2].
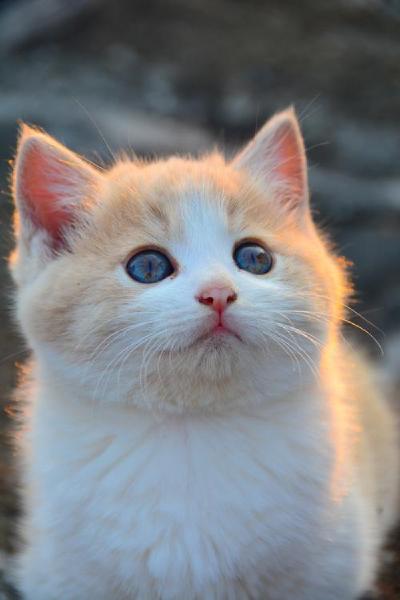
[10, 110, 346, 411]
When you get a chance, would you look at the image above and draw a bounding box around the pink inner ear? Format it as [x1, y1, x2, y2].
[19, 143, 76, 245]
[271, 122, 305, 198]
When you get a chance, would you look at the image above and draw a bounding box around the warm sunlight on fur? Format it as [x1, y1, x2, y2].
[9, 109, 399, 599]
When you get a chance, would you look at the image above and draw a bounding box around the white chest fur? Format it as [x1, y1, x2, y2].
[21, 392, 371, 600]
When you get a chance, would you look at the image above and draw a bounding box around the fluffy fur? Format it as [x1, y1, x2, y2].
[9, 109, 399, 599]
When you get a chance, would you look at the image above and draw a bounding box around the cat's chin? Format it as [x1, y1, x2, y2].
[168, 330, 244, 383]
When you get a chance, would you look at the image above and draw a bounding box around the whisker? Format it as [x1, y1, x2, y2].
[72, 97, 117, 164]
[273, 325, 320, 379]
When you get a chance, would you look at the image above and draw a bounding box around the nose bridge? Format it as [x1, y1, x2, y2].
[196, 269, 237, 297]
[195, 260, 236, 288]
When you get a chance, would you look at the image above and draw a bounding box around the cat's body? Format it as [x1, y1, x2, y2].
[9, 109, 399, 599]
[16, 356, 398, 600]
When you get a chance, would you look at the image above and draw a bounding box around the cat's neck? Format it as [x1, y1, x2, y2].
[31, 349, 330, 420]
[32, 368, 329, 435]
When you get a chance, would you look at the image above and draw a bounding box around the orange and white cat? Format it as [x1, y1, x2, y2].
[9, 108, 399, 599]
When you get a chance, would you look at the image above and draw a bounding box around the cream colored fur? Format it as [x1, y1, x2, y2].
[9, 109, 399, 599]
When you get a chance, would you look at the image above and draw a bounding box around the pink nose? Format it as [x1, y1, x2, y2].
[197, 286, 238, 313]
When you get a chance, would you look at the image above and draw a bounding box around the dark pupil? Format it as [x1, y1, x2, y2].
[142, 257, 157, 281]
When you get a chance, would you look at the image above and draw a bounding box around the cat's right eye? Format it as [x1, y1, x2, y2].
[126, 249, 174, 284]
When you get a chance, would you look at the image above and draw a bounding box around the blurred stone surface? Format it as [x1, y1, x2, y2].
[0, 0, 104, 52]
[0, 1, 399, 598]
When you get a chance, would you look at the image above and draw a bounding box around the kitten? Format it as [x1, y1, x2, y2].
[8, 108, 399, 599]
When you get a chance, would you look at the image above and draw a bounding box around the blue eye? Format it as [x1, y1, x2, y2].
[126, 249, 174, 284]
[234, 242, 273, 275]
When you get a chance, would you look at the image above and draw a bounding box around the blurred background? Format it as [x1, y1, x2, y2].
[0, 0, 399, 597]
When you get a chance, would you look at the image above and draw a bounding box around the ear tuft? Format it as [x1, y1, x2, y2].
[233, 107, 308, 215]
[13, 125, 101, 251]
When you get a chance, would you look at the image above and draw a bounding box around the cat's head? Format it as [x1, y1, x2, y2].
[10, 109, 348, 412]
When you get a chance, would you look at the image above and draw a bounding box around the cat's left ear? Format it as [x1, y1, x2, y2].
[232, 107, 309, 221]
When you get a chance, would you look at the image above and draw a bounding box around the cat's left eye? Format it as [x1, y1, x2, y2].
[126, 250, 174, 284]
[234, 242, 273, 275]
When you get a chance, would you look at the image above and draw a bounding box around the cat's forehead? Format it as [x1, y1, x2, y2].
[101, 155, 272, 244]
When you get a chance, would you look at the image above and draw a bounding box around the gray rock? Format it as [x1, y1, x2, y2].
[0, 0, 103, 52]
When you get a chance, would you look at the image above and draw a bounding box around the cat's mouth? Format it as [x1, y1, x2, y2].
[192, 321, 242, 346]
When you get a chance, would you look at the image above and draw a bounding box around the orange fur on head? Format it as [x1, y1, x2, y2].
[10, 108, 347, 407]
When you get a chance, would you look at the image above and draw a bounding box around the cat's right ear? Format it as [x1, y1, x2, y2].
[12, 125, 102, 257]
